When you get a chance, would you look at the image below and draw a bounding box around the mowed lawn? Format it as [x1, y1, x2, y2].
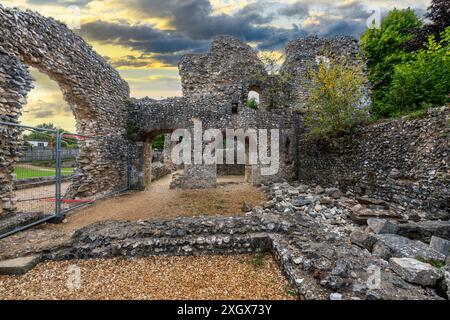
[14, 165, 74, 180]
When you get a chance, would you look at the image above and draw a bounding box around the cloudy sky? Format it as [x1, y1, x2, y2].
[1, 0, 431, 131]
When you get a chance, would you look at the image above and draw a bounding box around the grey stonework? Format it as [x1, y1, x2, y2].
[0, 51, 33, 214]
[280, 35, 371, 109]
[129, 95, 298, 189]
[1, 4, 448, 220]
[179, 36, 269, 109]
[0, 5, 131, 215]
[7, 181, 445, 299]
[297, 106, 450, 219]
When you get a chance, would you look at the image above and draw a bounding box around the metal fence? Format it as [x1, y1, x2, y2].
[0, 121, 131, 238]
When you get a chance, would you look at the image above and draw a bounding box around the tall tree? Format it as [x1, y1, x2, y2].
[406, 0, 450, 51]
[361, 8, 422, 117]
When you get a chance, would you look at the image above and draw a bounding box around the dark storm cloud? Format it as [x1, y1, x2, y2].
[80, 20, 209, 54]
[256, 24, 308, 50]
[278, 1, 309, 18]
[106, 55, 155, 68]
[80, 0, 310, 60]
[133, 0, 279, 41]
[80, 0, 430, 66]
[152, 53, 185, 66]
[28, 0, 92, 6]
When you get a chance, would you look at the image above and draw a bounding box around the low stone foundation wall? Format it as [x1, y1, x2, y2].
[170, 165, 217, 189]
[14, 175, 73, 190]
[151, 162, 170, 182]
[297, 107, 450, 220]
[217, 164, 245, 176]
[44, 215, 289, 260]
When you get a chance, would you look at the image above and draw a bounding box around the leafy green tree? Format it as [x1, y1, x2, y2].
[426, 0, 450, 38]
[36, 123, 57, 130]
[386, 28, 450, 115]
[24, 123, 78, 149]
[361, 8, 422, 117]
[406, 0, 450, 51]
[302, 58, 369, 141]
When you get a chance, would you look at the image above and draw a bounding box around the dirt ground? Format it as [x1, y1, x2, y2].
[49, 173, 266, 232]
[0, 254, 296, 300]
[15, 182, 70, 214]
[0, 173, 266, 260]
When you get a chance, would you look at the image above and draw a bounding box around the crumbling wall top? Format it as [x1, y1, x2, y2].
[179, 35, 268, 106]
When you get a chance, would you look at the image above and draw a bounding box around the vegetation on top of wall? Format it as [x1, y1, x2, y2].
[302, 58, 369, 142]
[152, 134, 165, 150]
[246, 97, 259, 110]
[361, 0, 450, 119]
[125, 121, 138, 141]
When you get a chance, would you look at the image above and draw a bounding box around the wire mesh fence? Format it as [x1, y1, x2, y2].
[9, 125, 61, 217]
[0, 121, 131, 236]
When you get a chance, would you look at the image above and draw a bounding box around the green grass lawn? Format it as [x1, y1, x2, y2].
[14, 166, 74, 180]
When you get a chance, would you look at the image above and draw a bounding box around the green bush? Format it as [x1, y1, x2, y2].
[246, 97, 259, 110]
[385, 28, 450, 115]
[302, 58, 368, 141]
[361, 8, 422, 117]
[152, 134, 165, 150]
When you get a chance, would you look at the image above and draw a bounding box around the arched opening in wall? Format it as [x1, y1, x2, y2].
[216, 132, 257, 184]
[8, 67, 80, 215]
[20, 67, 76, 132]
[246, 90, 260, 110]
[139, 130, 183, 189]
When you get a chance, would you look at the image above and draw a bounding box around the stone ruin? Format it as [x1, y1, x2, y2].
[1, 5, 448, 221]
[0, 5, 130, 216]
[1, 5, 450, 301]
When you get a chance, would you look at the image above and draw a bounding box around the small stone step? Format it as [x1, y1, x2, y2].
[0, 255, 40, 275]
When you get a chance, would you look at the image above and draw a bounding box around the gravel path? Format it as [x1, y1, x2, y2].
[49, 174, 266, 232]
[0, 254, 296, 300]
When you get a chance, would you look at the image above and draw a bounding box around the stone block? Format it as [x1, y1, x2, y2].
[373, 234, 446, 262]
[367, 218, 399, 234]
[389, 257, 442, 287]
[430, 236, 450, 257]
[0, 255, 40, 275]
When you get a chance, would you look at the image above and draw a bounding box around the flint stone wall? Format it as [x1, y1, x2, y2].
[130, 95, 298, 188]
[297, 107, 450, 219]
[281, 35, 371, 109]
[179, 36, 269, 109]
[45, 214, 290, 260]
[217, 164, 246, 176]
[0, 52, 33, 214]
[0, 5, 131, 216]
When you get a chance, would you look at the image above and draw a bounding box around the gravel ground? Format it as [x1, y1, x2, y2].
[0, 254, 297, 300]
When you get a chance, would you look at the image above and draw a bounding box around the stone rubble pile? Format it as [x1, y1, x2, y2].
[8, 180, 444, 300]
[254, 181, 450, 300]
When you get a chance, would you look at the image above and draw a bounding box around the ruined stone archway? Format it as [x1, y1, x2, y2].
[0, 5, 131, 215]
